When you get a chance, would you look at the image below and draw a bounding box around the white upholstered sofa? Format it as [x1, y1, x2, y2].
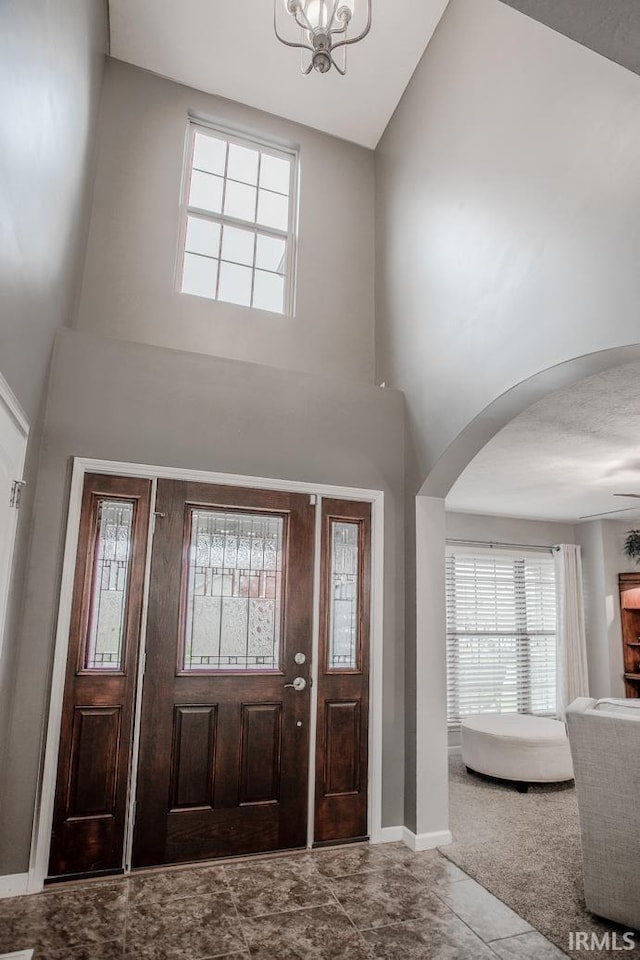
[565, 697, 640, 931]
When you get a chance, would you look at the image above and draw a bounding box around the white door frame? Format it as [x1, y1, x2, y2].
[0, 373, 29, 662]
[29, 457, 385, 892]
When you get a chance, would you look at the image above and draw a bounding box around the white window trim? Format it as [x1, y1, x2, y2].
[176, 117, 299, 318]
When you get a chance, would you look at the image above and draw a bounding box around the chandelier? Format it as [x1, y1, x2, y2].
[274, 1, 372, 76]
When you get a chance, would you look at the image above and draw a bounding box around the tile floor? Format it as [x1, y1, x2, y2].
[0, 844, 568, 959]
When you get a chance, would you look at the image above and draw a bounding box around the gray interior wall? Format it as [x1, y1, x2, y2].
[575, 519, 635, 700]
[445, 513, 577, 549]
[376, 0, 640, 488]
[0, 328, 405, 874]
[76, 59, 376, 385]
[0, 0, 107, 832]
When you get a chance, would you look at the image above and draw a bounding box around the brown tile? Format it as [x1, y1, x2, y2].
[240, 903, 373, 959]
[390, 849, 469, 891]
[327, 864, 446, 930]
[312, 845, 392, 878]
[363, 910, 500, 959]
[128, 865, 228, 905]
[32, 938, 125, 959]
[0, 883, 127, 955]
[224, 855, 333, 918]
[124, 891, 243, 960]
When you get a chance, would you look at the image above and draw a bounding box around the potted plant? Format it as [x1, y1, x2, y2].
[624, 530, 640, 564]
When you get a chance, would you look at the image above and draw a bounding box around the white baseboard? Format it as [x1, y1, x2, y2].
[372, 826, 403, 844]
[401, 827, 453, 852]
[0, 951, 34, 959]
[448, 745, 462, 756]
[0, 874, 29, 899]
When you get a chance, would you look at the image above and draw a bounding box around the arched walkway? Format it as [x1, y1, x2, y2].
[411, 342, 640, 844]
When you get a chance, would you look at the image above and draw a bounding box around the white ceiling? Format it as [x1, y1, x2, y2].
[446, 363, 640, 524]
[108, 0, 449, 148]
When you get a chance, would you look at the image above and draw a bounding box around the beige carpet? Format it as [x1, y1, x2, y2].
[440, 755, 640, 957]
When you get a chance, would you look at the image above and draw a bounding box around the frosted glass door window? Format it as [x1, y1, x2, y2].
[85, 500, 134, 671]
[328, 521, 360, 670]
[183, 510, 284, 671]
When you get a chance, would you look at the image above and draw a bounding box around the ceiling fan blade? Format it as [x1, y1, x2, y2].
[613, 493, 640, 498]
[579, 506, 640, 520]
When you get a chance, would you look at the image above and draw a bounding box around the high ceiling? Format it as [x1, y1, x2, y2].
[108, 0, 449, 148]
[500, 0, 640, 79]
[447, 363, 640, 524]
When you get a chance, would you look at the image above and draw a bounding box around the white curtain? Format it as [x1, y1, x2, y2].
[553, 543, 589, 718]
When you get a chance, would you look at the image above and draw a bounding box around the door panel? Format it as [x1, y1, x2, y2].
[315, 499, 371, 844]
[49, 474, 152, 878]
[132, 480, 315, 867]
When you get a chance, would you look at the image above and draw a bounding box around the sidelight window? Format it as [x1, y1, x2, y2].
[179, 121, 298, 316]
[84, 499, 135, 671]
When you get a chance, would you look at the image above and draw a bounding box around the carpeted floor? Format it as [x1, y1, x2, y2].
[440, 755, 639, 957]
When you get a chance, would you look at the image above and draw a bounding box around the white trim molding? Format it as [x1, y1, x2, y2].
[0, 951, 35, 959]
[372, 826, 403, 844]
[401, 827, 453, 852]
[0, 873, 29, 899]
[30, 458, 386, 894]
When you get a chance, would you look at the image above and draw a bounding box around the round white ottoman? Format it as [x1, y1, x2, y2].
[461, 714, 574, 792]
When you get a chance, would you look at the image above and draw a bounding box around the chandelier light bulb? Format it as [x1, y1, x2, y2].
[275, 0, 371, 76]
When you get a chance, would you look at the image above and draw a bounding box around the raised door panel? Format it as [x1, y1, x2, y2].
[240, 702, 282, 805]
[170, 706, 218, 810]
[324, 700, 361, 797]
[67, 707, 121, 818]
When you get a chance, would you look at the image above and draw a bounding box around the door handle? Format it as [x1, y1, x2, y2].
[284, 677, 306, 691]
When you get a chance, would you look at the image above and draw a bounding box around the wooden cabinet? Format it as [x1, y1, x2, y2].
[618, 573, 640, 698]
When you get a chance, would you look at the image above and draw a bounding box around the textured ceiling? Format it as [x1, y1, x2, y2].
[499, 0, 640, 77]
[447, 363, 640, 523]
[108, 0, 449, 148]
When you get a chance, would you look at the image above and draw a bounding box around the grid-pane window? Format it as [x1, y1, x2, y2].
[446, 552, 557, 724]
[180, 122, 296, 315]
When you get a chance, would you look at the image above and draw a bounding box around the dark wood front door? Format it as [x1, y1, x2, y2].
[131, 480, 315, 867]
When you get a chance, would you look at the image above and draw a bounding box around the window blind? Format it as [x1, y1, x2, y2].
[446, 551, 557, 724]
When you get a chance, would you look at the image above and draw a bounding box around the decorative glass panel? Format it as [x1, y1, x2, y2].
[85, 500, 134, 671]
[328, 521, 360, 670]
[183, 510, 284, 671]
